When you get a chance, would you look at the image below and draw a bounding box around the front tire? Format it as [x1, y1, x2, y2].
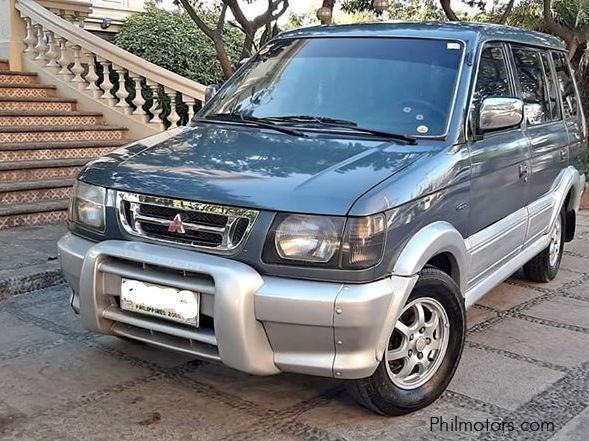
[523, 209, 565, 283]
[346, 267, 466, 416]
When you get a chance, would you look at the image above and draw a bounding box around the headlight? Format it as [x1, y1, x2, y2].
[70, 181, 106, 231]
[274, 214, 343, 263]
[264, 213, 386, 269]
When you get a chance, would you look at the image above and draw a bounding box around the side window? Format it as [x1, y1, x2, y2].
[540, 51, 561, 121]
[512, 47, 551, 125]
[472, 46, 512, 111]
[552, 51, 578, 119]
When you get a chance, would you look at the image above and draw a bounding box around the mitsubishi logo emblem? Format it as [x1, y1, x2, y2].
[168, 214, 186, 234]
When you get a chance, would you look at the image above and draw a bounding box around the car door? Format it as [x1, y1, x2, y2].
[467, 43, 531, 283]
[552, 51, 587, 179]
[510, 46, 569, 245]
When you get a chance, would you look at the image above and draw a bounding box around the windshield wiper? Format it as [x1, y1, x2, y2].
[195, 113, 307, 138]
[266, 115, 417, 145]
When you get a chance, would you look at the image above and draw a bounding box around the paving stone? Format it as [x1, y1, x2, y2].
[448, 346, 563, 411]
[0, 342, 150, 415]
[477, 284, 544, 311]
[185, 363, 338, 411]
[565, 239, 589, 258]
[0, 242, 48, 271]
[24, 286, 82, 332]
[510, 268, 584, 290]
[467, 307, 497, 329]
[0, 310, 62, 355]
[525, 297, 589, 329]
[548, 405, 589, 441]
[568, 284, 589, 300]
[559, 254, 589, 273]
[469, 317, 589, 367]
[26, 378, 254, 441]
[297, 391, 497, 441]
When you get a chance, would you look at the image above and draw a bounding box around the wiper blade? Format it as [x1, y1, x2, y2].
[197, 113, 307, 138]
[265, 115, 417, 144]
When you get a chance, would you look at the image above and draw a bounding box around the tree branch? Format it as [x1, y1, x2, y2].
[440, 0, 459, 21]
[177, 0, 216, 40]
[497, 0, 515, 24]
[542, 0, 589, 59]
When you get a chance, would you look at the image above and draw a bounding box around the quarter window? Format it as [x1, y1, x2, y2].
[512, 48, 551, 126]
[472, 46, 512, 111]
[552, 51, 578, 118]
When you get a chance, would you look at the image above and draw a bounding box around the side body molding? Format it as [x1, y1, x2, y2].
[392, 221, 468, 294]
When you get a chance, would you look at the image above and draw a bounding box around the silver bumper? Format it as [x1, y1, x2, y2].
[58, 233, 417, 379]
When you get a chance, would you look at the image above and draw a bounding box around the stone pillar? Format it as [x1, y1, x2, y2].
[0, 0, 26, 70]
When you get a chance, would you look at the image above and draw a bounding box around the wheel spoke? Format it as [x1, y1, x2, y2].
[414, 303, 426, 329]
[396, 357, 416, 379]
[395, 321, 411, 337]
[387, 345, 407, 361]
[425, 309, 439, 333]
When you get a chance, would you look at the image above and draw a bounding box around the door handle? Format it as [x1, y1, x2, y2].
[560, 150, 567, 161]
[519, 163, 529, 182]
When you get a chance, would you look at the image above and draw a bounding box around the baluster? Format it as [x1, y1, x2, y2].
[33, 24, 48, 64]
[97, 58, 115, 105]
[183, 94, 196, 124]
[147, 81, 164, 129]
[44, 31, 59, 72]
[56, 37, 72, 79]
[83, 52, 101, 97]
[22, 17, 37, 57]
[165, 88, 180, 129]
[113, 65, 131, 113]
[130, 74, 147, 122]
[69, 45, 85, 86]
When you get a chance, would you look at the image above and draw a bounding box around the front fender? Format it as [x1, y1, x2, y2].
[392, 221, 468, 294]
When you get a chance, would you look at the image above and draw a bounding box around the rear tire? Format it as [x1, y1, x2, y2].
[346, 267, 465, 416]
[523, 209, 565, 283]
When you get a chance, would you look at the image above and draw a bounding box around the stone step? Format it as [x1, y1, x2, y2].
[0, 125, 127, 143]
[0, 158, 88, 182]
[0, 59, 8, 71]
[0, 110, 103, 127]
[0, 178, 74, 205]
[0, 139, 127, 162]
[0, 84, 56, 98]
[0, 71, 38, 85]
[0, 200, 69, 230]
[0, 97, 77, 112]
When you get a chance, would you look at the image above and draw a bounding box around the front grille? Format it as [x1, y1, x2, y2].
[117, 192, 258, 252]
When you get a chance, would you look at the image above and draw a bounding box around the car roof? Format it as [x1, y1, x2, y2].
[277, 21, 566, 51]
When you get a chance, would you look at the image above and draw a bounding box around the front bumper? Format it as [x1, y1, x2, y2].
[58, 233, 417, 379]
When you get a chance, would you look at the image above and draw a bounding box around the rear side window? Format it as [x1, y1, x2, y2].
[472, 46, 512, 111]
[540, 52, 561, 120]
[552, 52, 578, 118]
[512, 48, 551, 125]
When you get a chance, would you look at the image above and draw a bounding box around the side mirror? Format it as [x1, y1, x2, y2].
[478, 97, 524, 133]
[204, 85, 219, 103]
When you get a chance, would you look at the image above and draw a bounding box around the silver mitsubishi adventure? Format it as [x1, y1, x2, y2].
[59, 22, 587, 415]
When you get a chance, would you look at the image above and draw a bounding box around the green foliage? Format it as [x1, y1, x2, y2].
[114, 3, 243, 85]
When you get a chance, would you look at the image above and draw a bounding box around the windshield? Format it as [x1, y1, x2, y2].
[201, 37, 465, 137]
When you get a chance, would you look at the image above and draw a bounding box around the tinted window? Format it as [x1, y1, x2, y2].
[512, 48, 550, 125]
[552, 52, 578, 118]
[472, 46, 512, 112]
[202, 38, 465, 137]
[540, 51, 561, 121]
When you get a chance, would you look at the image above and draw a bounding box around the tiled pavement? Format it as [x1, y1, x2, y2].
[0, 216, 588, 440]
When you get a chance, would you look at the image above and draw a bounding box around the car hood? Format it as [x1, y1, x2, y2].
[79, 124, 427, 215]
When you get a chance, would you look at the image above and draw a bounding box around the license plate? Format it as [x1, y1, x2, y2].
[120, 278, 200, 326]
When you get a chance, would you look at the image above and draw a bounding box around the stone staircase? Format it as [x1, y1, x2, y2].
[0, 59, 129, 230]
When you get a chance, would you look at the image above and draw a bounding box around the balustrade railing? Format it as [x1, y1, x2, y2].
[15, 0, 207, 131]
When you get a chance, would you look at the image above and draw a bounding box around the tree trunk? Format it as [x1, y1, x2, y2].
[215, 38, 235, 79]
[320, 0, 336, 25]
[440, 0, 459, 21]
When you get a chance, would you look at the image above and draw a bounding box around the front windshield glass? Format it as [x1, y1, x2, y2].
[201, 37, 465, 137]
